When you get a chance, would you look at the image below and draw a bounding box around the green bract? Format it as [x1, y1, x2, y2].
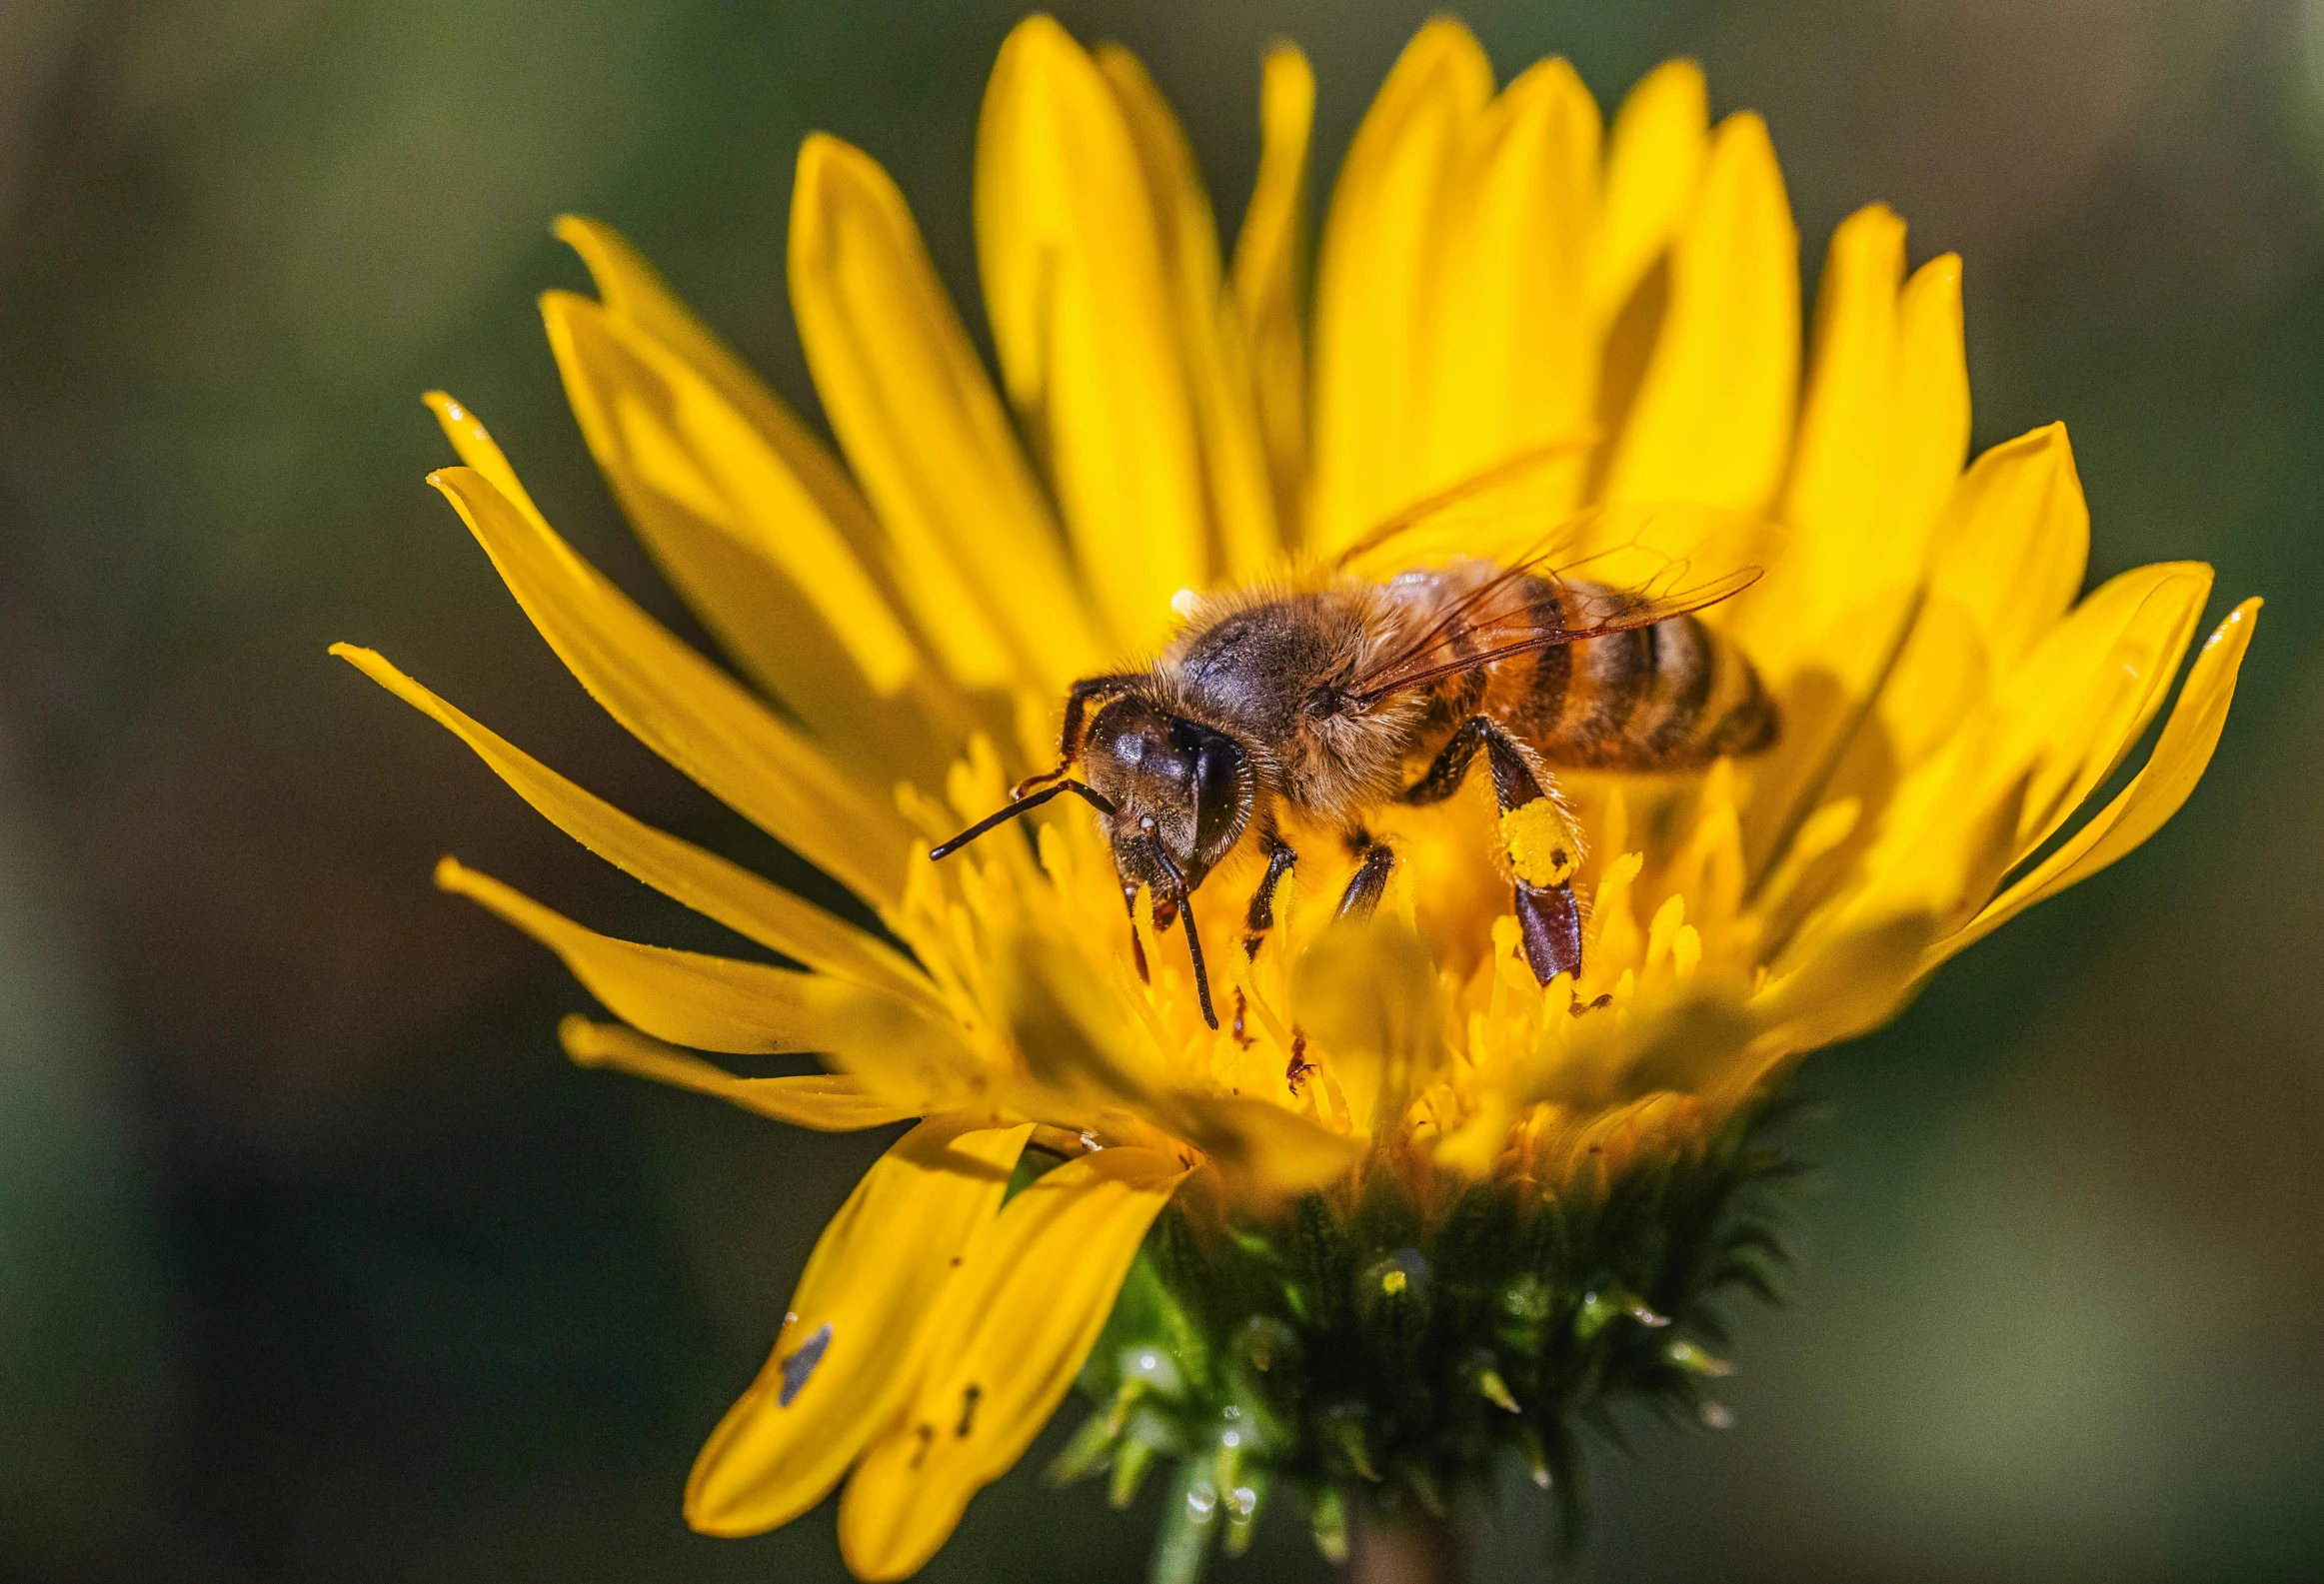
[1053, 1104, 1802, 1582]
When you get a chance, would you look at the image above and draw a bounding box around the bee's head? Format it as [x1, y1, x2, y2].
[1083, 697, 1252, 906]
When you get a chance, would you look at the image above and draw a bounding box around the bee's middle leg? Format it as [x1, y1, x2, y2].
[1336, 830, 1395, 920]
[1242, 838, 1298, 958]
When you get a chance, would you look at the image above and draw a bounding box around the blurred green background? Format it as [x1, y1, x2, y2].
[0, 1, 2317, 1580]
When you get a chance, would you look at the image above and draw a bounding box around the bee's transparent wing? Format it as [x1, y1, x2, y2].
[1346, 508, 1766, 707]
[1329, 434, 1599, 574]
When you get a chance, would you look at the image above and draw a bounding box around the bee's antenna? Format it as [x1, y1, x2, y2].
[929, 781, 1116, 861]
[1142, 833, 1218, 1031]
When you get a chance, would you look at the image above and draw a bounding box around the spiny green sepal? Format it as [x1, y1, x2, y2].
[1056, 1103, 1798, 1583]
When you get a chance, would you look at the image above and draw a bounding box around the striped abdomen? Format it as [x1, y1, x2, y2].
[1400, 568, 1777, 772]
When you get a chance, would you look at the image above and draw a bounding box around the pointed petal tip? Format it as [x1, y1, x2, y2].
[795, 127, 858, 179]
[1000, 9, 1074, 54]
[1646, 55, 1707, 89]
[555, 1012, 598, 1059]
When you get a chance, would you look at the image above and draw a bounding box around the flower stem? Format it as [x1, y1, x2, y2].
[1348, 1503, 1463, 1584]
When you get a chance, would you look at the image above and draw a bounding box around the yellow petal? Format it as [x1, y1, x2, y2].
[1852, 566, 2202, 925]
[427, 465, 909, 909]
[789, 132, 1101, 691]
[425, 390, 548, 523]
[1936, 597, 2260, 963]
[1746, 207, 1939, 656]
[540, 293, 966, 786]
[1523, 979, 1756, 1111]
[559, 1016, 922, 1131]
[977, 19, 1209, 646]
[1420, 56, 1601, 514]
[442, 857, 986, 1111]
[1927, 422, 2090, 673]
[555, 213, 894, 564]
[1750, 911, 1936, 1057]
[1600, 110, 1798, 514]
[1591, 59, 1707, 324]
[331, 643, 932, 1004]
[686, 1117, 1033, 1535]
[1992, 562, 2211, 856]
[836, 1146, 1189, 1580]
[1165, 1093, 1366, 1194]
[1309, 17, 1493, 552]
[990, 926, 1162, 1112]
[437, 857, 859, 1055]
[1100, 42, 1282, 584]
[1729, 216, 1967, 865]
[1804, 418, 2093, 820]
[1811, 563, 2207, 953]
[1230, 41, 1315, 551]
[1890, 251, 1972, 552]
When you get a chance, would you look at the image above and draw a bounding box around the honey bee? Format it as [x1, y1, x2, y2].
[932, 452, 1778, 1028]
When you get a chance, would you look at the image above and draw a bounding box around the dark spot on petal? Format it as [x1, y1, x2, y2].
[909, 1423, 934, 1469]
[957, 1383, 983, 1438]
[777, 1322, 834, 1408]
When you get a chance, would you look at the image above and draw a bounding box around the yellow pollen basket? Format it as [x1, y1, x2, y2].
[1500, 799, 1583, 888]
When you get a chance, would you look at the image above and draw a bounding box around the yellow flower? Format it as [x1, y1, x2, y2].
[337, 14, 2257, 1580]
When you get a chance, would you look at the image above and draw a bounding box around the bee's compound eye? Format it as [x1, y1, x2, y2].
[1189, 734, 1248, 861]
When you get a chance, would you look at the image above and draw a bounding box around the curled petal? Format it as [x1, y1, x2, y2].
[438, 859, 989, 1116]
[559, 1016, 922, 1131]
[1934, 597, 2261, 964]
[686, 1117, 1033, 1535]
[1993, 561, 2212, 857]
[437, 858, 862, 1055]
[837, 1146, 1189, 1580]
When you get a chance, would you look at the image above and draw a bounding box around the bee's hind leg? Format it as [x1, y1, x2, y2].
[1511, 877, 1583, 988]
[1407, 717, 1587, 987]
[1401, 718, 1493, 806]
